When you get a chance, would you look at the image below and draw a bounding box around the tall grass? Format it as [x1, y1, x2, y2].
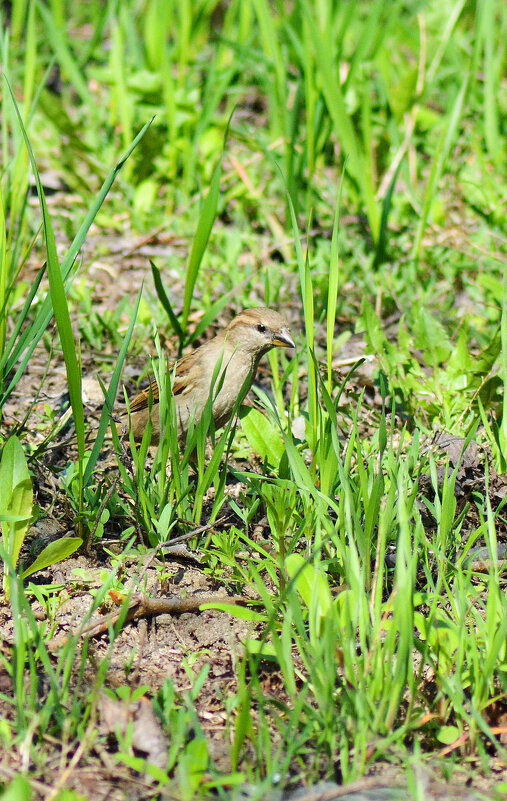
[10, 0, 495, 248]
[1, 74, 152, 543]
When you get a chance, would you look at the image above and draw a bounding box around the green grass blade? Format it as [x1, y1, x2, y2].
[480, 0, 501, 163]
[151, 260, 184, 342]
[6, 80, 85, 461]
[83, 288, 143, 486]
[298, 0, 379, 238]
[373, 162, 401, 269]
[0, 117, 153, 402]
[181, 155, 222, 330]
[0, 183, 7, 365]
[327, 177, 343, 391]
[36, 0, 92, 107]
[411, 74, 469, 262]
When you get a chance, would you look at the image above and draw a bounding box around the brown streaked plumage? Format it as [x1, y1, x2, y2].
[118, 307, 294, 446]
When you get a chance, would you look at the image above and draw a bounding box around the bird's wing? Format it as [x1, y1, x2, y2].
[127, 377, 159, 413]
[127, 351, 199, 414]
[171, 350, 200, 396]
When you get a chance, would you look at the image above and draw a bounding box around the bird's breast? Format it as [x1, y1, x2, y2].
[174, 348, 257, 434]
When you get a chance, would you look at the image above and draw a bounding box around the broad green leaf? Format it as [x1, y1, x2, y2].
[0, 512, 31, 523]
[177, 738, 208, 799]
[240, 407, 284, 467]
[286, 554, 336, 645]
[22, 537, 83, 579]
[114, 753, 168, 785]
[0, 436, 31, 510]
[286, 554, 333, 619]
[200, 602, 267, 622]
[0, 437, 33, 568]
[5, 478, 32, 528]
[436, 725, 460, 745]
[243, 639, 277, 658]
[0, 774, 32, 801]
[53, 791, 88, 801]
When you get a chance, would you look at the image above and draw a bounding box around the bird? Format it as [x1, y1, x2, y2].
[117, 307, 295, 446]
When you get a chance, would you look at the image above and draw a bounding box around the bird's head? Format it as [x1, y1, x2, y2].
[225, 307, 295, 357]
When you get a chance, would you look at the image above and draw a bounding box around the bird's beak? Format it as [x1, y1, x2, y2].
[272, 327, 295, 349]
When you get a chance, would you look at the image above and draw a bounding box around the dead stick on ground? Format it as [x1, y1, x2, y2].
[47, 593, 246, 650]
[141, 515, 230, 571]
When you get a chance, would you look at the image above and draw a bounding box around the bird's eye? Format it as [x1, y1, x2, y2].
[257, 323, 266, 333]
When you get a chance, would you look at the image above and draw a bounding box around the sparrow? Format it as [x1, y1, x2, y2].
[118, 307, 295, 446]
